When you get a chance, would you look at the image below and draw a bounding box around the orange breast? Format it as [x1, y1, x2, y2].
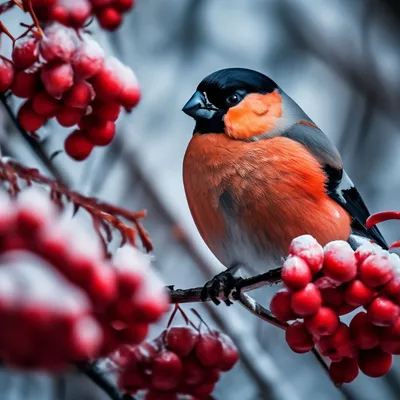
[183, 134, 351, 267]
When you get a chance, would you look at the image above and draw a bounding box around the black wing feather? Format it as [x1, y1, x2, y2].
[324, 166, 388, 250]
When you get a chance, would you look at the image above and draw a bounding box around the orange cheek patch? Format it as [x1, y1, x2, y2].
[224, 91, 283, 140]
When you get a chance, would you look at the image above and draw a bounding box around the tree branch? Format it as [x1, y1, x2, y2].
[76, 362, 136, 400]
[167, 267, 282, 303]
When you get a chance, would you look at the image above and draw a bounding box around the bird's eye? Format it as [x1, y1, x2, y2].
[225, 93, 242, 107]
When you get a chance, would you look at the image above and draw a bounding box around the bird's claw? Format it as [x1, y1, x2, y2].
[200, 271, 242, 306]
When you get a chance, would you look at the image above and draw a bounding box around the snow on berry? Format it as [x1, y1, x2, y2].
[281, 256, 312, 290]
[12, 36, 39, 70]
[71, 35, 105, 79]
[289, 234, 323, 275]
[323, 241, 357, 283]
[39, 23, 77, 63]
[272, 235, 400, 384]
[5, 23, 140, 159]
[0, 187, 168, 370]
[359, 253, 393, 287]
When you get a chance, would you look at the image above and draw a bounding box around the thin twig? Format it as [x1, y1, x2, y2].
[0, 94, 69, 184]
[0, 159, 151, 251]
[76, 362, 136, 400]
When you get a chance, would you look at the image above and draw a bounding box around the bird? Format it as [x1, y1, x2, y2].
[181, 67, 387, 304]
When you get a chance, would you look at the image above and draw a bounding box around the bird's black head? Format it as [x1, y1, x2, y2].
[182, 68, 278, 134]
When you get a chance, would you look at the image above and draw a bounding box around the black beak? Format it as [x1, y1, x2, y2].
[182, 91, 218, 119]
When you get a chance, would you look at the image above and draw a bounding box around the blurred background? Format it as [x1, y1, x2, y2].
[1, 0, 400, 399]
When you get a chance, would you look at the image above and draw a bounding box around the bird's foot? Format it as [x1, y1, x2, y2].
[200, 270, 243, 306]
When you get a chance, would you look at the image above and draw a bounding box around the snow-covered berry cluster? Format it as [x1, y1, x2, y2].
[270, 235, 400, 385]
[0, 188, 168, 370]
[32, 0, 134, 30]
[115, 324, 239, 399]
[0, 22, 140, 160]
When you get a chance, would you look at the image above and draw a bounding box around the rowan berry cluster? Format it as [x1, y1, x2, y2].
[270, 235, 400, 385]
[1, 18, 140, 161]
[115, 313, 239, 399]
[32, 0, 134, 30]
[0, 187, 168, 370]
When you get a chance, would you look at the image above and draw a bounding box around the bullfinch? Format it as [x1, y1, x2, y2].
[182, 67, 387, 304]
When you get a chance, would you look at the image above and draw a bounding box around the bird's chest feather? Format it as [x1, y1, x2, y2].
[183, 134, 351, 270]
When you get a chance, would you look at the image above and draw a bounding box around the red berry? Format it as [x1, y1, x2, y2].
[97, 7, 122, 30]
[91, 0, 114, 7]
[39, 23, 76, 62]
[360, 254, 393, 287]
[323, 241, 357, 283]
[91, 100, 121, 121]
[330, 357, 359, 385]
[285, 321, 314, 353]
[91, 57, 123, 101]
[165, 326, 199, 357]
[72, 37, 105, 80]
[291, 283, 322, 316]
[11, 70, 40, 98]
[350, 312, 380, 349]
[195, 332, 223, 367]
[281, 256, 312, 290]
[358, 348, 392, 377]
[83, 120, 116, 146]
[114, 0, 134, 12]
[151, 350, 182, 391]
[41, 63, 74, 99]
[355, 242, 380, 264]
[63, 81, 94, 109]
[385, 277, 400, 304]
[218, 333, 239, 371]
[203, 367, 221, 384]
[12, 37, 38, 70]
[145, 392, 178, 400]
[317, 323, 354, 360]
[56, 107, 84, 127]
[68, 0, 92, 27]
[304, 307, 339, 337]
[368, 297, 399, 327]
[182, 357, 205, 386]
[32, 91, 60, 117]
[380, 317, 400, 354]
[120, 85, 140, 110]
[270, 290, 296, 322]
[189, 383, 216, 398]
[18, 101, 46, 132]
[0, 58, 15, 92]
[48, 5, 70, 25]
[118, 370, 146, 393]
[320, 287, 345, 309]
[289, 235, 323, 274]
[344, 279, 375, 307]
[64, 131, 94, 161]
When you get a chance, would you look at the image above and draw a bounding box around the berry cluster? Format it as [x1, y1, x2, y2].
[0, 187, 168, 370]
[270, 235, 400, 385]
[1, 22, 140, 161]
[116, 323, 239, 398]
[32, 0, 134, 30]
